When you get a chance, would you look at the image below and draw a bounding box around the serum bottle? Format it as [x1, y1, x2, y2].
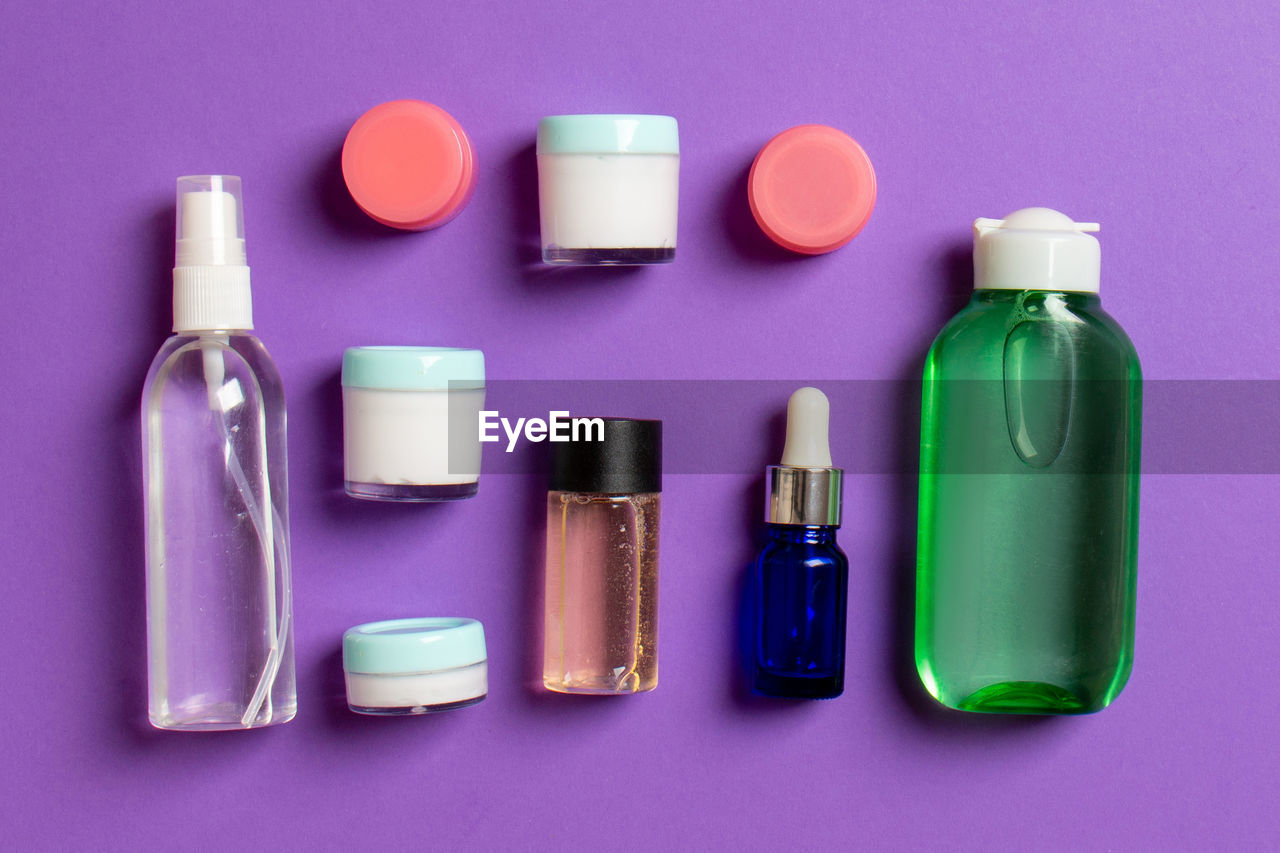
[142, 176, 296, 730]
[543, 419, 662, 694]
[750, 388, 849, 699]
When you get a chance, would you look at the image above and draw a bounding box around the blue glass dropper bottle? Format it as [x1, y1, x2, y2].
[750, 387, 849, 699]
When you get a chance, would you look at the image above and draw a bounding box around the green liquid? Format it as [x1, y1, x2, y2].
[915, 290, 1141, 714]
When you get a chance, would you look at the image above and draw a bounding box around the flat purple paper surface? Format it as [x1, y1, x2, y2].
[2, 1, 1278, 849]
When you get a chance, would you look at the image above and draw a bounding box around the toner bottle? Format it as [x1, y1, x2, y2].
[915, 208, 1141, 715]
[142, 176, 296, 730]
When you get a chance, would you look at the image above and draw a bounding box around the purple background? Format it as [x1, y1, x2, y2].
[2, 1, 1278, 849]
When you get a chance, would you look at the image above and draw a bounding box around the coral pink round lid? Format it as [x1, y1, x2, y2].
[748, 125, 876, 254]
[341, 100, 477, 231]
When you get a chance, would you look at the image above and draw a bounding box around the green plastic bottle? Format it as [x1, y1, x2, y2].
[915, 208, 1141, 715]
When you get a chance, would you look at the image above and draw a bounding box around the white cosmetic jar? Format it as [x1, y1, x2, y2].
[343, 617, 488, 715]
[342, 346, 484, 502]
[537, 114, 679, 265]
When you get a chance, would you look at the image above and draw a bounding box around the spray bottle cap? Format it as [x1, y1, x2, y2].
[172, 175, 253, 332]
[973, 207, 1100, 294]
[767, 387, 843, 526]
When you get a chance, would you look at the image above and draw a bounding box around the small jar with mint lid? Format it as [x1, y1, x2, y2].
[343, 618, 488, 715]
[341, 346, 484, 502]
[536, 114, 679, 265]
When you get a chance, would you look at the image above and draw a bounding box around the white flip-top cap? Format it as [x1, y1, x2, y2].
[973, 207, 1100, 293]
[172, 175, 253, 332]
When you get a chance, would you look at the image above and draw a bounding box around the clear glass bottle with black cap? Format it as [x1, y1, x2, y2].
[543, 418, 662, 694]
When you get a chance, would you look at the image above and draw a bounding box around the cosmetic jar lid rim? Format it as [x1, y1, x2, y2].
[344, 662, 486, 678]
[748, 124, 876, 254]
[341, 99, 477, 230]
[537, 114, 679, 155]
[342, 346, 485, 390]
[343, 617, 487, 675]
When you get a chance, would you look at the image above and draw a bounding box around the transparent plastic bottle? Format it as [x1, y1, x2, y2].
[915, 209, 1141, 715]
[142, 176, 296, 730]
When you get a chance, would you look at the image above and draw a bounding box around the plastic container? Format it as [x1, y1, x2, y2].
[748, 124, 876, 254]
[341, 99, 477, 230]
[342, 346, 485, 502]
[751, 388, 849, 699]
[536, 114, 679, 265]
[544, 418, 662, 694]
[143, 175, 296, 730]
[343, 618, 488, 714]
[915, 208, 1142, 715]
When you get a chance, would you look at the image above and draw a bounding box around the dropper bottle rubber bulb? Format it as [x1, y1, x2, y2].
[749, 387, 849, 699]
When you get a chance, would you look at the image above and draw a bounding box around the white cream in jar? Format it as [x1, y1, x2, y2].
[537, 114, 679, 265]
[341, 346, 484, 502]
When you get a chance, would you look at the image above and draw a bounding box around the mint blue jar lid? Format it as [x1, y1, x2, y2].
[342, 346, 484, 390]
[343, 617, 487, 674]
[537, 115, 679, 155]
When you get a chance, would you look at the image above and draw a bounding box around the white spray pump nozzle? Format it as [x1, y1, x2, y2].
[780, 386, 833, 468]
[175, 175, 247, 269]
[171, 175, 254, 333]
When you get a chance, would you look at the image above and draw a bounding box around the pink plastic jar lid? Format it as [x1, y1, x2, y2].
[341, 100, 477, 231]
[748, 125, 876, 254]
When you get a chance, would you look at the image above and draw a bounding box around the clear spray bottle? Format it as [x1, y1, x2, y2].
[142, 176, 296, 730]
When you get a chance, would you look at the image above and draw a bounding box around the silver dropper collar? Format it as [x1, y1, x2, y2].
[766, 387, 843, 526]
[766, 465, 843, 526]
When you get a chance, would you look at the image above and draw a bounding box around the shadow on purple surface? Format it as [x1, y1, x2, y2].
[504, 141, 541, 270]
[515, 446, 547, 698]
[104, 205, 176, 745]
[311, 140, 430, 243]
[310, 369, 345, 500]
[719, 160, 822, 266]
